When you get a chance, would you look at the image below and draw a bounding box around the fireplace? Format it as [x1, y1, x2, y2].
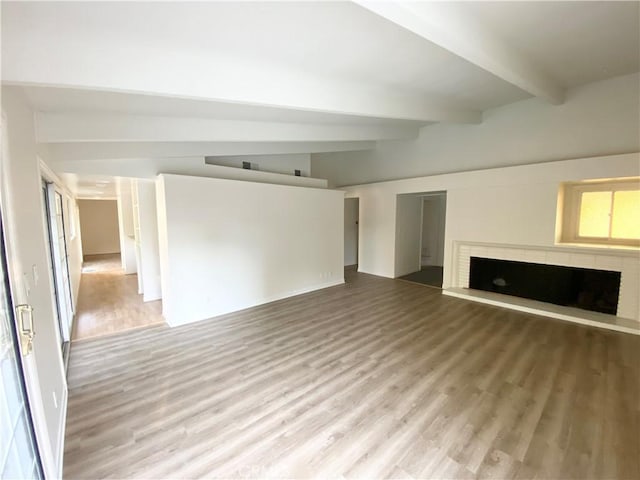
[469, 257, 621, 315]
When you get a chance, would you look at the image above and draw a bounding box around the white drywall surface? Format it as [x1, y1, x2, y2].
[117, 184, 137, 275]
[136, 180, 162, 301]
[65, 197, 83, 308]
[205, 153, 311, 177]
[56, 156, 328, 189]
[78, 199, 120, 255]
[1, 87, 70, 478]
[343, 153, 640, 298]
[313, 73, 640, 186]
[156, 174, 344, 326]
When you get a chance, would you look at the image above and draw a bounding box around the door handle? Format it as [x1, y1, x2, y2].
[16, 304, 35, 356]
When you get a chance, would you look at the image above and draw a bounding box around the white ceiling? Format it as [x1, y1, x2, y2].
[59, 174, 119, 199]
[461, 1, 640, 88]
[2, 1, 639, 198]
[9, 1, 528, 111]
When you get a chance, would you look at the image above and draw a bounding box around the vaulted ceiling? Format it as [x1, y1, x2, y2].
[2, 1, 638, 196]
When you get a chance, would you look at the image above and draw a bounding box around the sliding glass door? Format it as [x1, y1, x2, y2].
[0, 213, 43, 479]
[42, 181, 73, 357]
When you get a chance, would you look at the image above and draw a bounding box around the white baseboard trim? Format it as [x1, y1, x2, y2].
[56, 386, 68, 479]
[167, 278, 346, 327]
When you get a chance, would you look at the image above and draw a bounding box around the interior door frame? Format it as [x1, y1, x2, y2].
[41, 181, 73, 349]
[40, 160, 76, 367]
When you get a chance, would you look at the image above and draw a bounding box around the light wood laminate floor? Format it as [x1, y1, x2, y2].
[72, 254, 165, 341]
[64, 270, 639, 479]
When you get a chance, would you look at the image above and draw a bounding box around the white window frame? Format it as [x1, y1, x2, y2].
[560, 178, 640, 247]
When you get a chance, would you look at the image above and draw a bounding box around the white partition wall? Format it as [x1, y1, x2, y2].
[117, 182, 137, 274]
[136, 180, 162, 301]
[156, 174, 344, 326]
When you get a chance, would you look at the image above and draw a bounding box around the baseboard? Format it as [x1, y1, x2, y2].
[56, 386, 68, 479]
[143, 292, 162, 302]
[166, 278, 345, 327]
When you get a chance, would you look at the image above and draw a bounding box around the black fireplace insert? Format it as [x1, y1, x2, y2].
[469, 257, 621, 315]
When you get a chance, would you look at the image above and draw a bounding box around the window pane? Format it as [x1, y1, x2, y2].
[612, 190, 640, 239]
[578, 191, 611, 238]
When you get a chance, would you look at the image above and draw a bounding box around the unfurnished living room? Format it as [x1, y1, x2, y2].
[1, 1, 639, 479]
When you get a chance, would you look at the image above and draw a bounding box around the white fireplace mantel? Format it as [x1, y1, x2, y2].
[444, 241, 640, 335]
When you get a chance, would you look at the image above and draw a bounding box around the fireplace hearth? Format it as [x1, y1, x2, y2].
[469, 257, 621, 315]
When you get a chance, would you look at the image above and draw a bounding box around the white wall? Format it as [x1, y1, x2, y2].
[421, 195, 446, 267]
[344, 198, 359, 266]
[156, 174, 344, 326]
[343, 153, 640, 298]
[205, 153, 311, 177]
[136, 180, 162, 302]
[65, 195, 83, 308]
[117, 183, 137, 274]
[54, 156, 328, 189]
[78, 199, 120, 255]
[155, 177, 170, 312]
[1, 87, 70, 478]
[394, 195, 422, 277]
[312, 73, 640, 186]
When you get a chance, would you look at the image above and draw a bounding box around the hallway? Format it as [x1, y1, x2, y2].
[72, 254, 165, 340]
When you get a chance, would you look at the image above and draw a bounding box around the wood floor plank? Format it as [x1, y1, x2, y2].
[72, 254, 165, 340]
[64, 269, 640, 479]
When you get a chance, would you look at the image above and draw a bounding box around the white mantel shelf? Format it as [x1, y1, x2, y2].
[443, 287, 640, 336]
[453, 240, 640, 258]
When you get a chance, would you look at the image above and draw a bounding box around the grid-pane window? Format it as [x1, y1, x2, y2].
[578, 191, 611, 238]
[560, 178, 640, 247]
[611, 190, 640, 240]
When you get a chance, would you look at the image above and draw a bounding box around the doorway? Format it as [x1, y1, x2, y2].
[344, 198, 359, 270]
[396, 192, 447, 288]
[418, 193, 446, 286]
[73, 197, 163, 340]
